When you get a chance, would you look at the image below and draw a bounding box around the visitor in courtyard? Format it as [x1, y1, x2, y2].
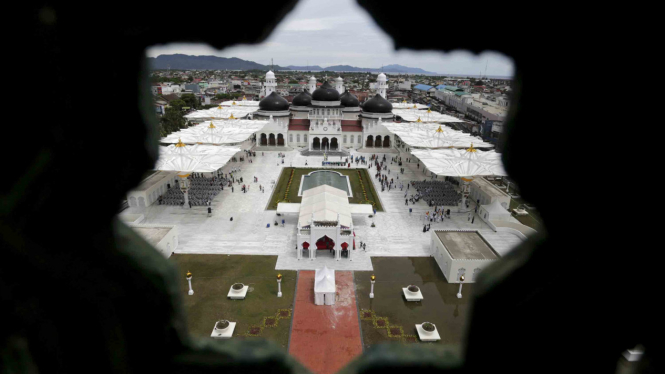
[207, 207, 212, 217]
[423, 225, 427, 233]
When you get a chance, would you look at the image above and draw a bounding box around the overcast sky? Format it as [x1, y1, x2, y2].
[147, 0, 514, 77]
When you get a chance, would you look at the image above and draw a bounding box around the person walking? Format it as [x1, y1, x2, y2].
[207, 207, 212, 217]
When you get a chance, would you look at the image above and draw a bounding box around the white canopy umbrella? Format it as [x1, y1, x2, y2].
[155, 140, 241, 205]
[161, 120, 267, 145]
[220, 97, 260, 107]
[383, 121, 493, 148]
[410, 146, 507, 177]
[391, 100, 429, 109]
[411, 146, 507, 211]
[393, 108, 463, 123]
[184, 105, 256, 121]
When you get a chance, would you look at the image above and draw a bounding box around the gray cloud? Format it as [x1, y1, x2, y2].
[146, 0, 514, 77]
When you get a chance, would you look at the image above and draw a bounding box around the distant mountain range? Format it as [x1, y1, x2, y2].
[285, 64, 438, 75]
[148, 54, 439, 75]
[148, 54, 291, 71]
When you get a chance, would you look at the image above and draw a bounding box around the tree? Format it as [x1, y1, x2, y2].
[180, 93, 199, 109]
[159, 107, 186, 137]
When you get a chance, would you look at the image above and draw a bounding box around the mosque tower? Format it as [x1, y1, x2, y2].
[263, 70, 277, 98]
[308, 76, 317, 94]
[377, 72, 387, 99]
[335, 76, 345, 95]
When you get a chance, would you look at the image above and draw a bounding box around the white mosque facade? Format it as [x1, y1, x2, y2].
[252, 71, 396, 152]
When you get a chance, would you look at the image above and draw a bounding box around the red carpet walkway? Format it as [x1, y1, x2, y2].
[289, 271, 363, 374]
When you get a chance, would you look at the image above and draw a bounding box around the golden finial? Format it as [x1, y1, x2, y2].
[277, 273, 282, 280]
[371, 275, 376, 281]
[427, 108, 432, 113]
[217, 105, 222, 110]
[186, 271, 192, 278]
[460, 275, 465, 282]
[416, 117, 422, 123]
[435, 125, 444, 133]
[232, 101, 237, 105]
[209, 121, 216, 129]
[413, 104, 417, 109]
[402, 99, 407, 103]
[466, 143, 477, 152]
[229, 113, 236, 120]
[242, 95, 247, 101]
[175, 138, 186, 147]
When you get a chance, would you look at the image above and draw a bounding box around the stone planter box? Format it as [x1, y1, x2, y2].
[211, 321, 236, 339]
[402, 287, 423, 301]
[416, 323, 440, 342]
[227, 284, 249, 299]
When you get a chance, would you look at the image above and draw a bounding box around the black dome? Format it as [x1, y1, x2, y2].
[312, 81, 340, 101]
[259, 91, 289, 111]
[292, 92, 312, 106]
[362, 94, 393, 113]
[340, 91, 359, 107]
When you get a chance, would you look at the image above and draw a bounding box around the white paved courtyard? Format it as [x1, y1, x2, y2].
[121, 143, 525, 271]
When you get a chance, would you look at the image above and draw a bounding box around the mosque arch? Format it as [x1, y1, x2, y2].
[330, 137, 339, 150]
[366, 135, 374, 148]
[375, 135, 382, 148]
[315, 235, 335, 250]
[260, 133, 267, 146]
[383, 136, 390, 148]
[321, 137, 330, 150]
[269, 133, 276, 146]
[277, 133, 284, 146]
[312, 137, 320, 150]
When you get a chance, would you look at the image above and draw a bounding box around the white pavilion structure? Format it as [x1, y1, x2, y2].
[295, 185, 354, 261]
[314, 266, 336, 306]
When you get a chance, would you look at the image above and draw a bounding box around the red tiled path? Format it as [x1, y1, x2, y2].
[289, 271, 363, 374]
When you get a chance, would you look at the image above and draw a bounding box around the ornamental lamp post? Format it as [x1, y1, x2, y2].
[186, 271, 194, 296]
[456, 275, 465, 299]
[370, 275, 376, 299]
[277, 273, 283, 297]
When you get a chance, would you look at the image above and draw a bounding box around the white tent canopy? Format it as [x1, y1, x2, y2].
[298, 185, 352, 228]
[314, 266, 336, 306]
[155, 141, 241, 173]
[393, 108, 463, 123]
[161, 120, 267, 145]
[220, 99, 260, 107]
[391, 102, 429, 109]
[410, 147, 507, 177]
[384, 122, 493, 148]
[184, 105, 256, 121]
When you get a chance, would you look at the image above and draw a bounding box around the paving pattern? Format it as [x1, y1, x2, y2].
[121, 145, 524, 269]
[288, 271, 362, 374]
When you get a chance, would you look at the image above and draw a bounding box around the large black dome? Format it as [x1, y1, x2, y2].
[312, 81, 340, 101]
[362, 94, 393, 113]
[340, 91, 359, 107]
[259, 91, 290, 111]
[292, 91, 312, 106]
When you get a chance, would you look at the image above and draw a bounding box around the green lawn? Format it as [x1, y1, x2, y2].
[170, 254, 296, 351]
[267, 167, 384, 211]
[355, 257, 473, 348]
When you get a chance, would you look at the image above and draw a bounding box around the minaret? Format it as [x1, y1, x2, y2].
[377, 73, 387, 99]
[335, 76, 344, 94]
[308, 76, 316, 94]
[264, 70, 276, 98]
